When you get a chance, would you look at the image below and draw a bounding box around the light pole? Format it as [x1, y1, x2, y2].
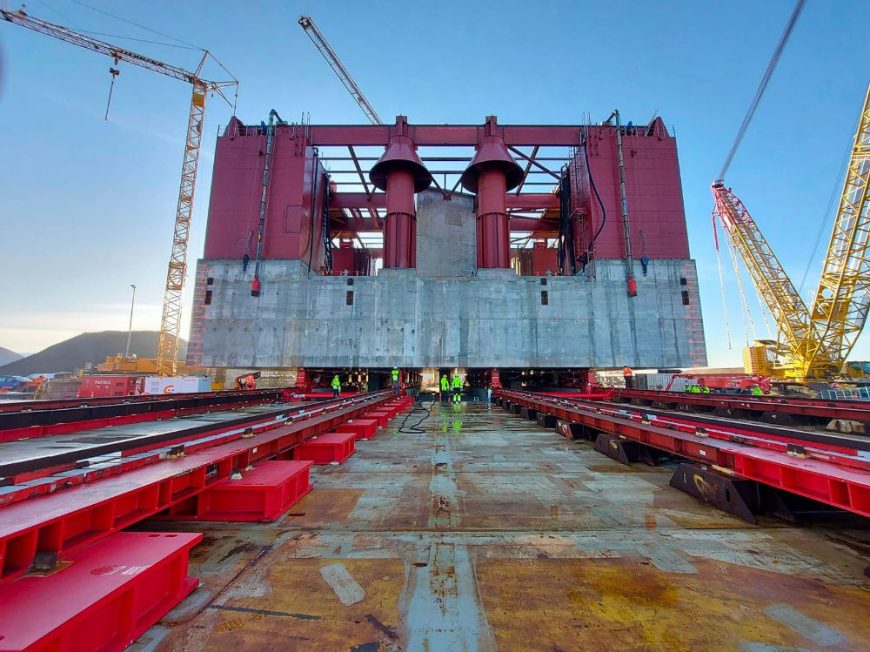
[125, 284, 136, 357]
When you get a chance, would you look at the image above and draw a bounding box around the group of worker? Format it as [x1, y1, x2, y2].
[440, 372, 464, 404]
[330, 367, 404, 398]
[685, 384, 711, 394]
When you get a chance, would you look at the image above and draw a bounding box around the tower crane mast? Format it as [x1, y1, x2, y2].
[298, 15, 382, 125]
[1, 7, 238, 375]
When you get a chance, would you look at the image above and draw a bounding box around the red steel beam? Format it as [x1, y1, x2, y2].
[0, 387, 289, 414]
[613, 389, 870, 425]
[331, 192, 559, 211]
[498, 390, 870, 517]
[308, 124, 587, 146]
[0, 392, 394, 583]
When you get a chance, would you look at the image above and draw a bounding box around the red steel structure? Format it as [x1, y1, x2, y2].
[200, 115, 690, 269]
[0, 391, 398, 584]
[497, 390, 870, 518]
[612, 388, 870, 427]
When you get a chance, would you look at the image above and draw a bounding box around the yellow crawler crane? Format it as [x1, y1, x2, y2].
[712, 84, 870, 381]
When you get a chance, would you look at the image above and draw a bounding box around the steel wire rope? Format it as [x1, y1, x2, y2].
[718, 0, 806, 180]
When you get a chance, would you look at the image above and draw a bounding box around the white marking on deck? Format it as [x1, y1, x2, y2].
[319, 562, 365, 606]
[763, 604, 847, 647]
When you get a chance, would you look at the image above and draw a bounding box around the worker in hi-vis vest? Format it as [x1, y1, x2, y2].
[391, 367, 401, 393]
[440, 374, 450, 404]
[331, 374, 341, 398]
[451, 373, 463, 404]
[622, 366, 634, 390]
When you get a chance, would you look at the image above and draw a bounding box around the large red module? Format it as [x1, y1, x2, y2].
[201, 115, 689, 268]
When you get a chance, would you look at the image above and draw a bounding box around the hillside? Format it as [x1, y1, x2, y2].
[0, 331, 188, 376]
[0, 346, 22, 368]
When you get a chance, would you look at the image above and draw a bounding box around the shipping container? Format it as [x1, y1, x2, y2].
[77, 375, 139, 398]
[141, 376, 212, 395]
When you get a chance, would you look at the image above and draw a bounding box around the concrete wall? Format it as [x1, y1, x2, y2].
[415, 191, 476, 277]
[188, 257, 707, 370]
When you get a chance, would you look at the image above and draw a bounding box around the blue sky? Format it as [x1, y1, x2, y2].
[0, 0, 867, 366]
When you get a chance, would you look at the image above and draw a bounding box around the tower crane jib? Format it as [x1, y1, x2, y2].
[1, 8, 239, 375]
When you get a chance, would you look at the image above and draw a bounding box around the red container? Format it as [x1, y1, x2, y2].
[77, 375, 140, 399]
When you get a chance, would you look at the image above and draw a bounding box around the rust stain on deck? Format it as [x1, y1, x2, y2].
[148, 403, 870, 651]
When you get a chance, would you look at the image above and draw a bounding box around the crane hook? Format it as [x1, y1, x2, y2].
[104, 67, 120, 121]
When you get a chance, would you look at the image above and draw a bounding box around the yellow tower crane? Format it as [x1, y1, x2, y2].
[712, 83, 870, 381]
[1, 7, 238, 375]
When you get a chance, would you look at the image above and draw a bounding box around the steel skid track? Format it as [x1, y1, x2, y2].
[0, 391, 394, 584]
[497, 390, 870, 518]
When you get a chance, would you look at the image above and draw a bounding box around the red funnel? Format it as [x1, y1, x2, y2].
[460, 135, 524, 193]
[370, 135, 432, 193]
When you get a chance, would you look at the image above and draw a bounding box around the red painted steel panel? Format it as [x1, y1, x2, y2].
[0, 531, 201, 652]
[203, 133, 328, 262]
[571, 130, 689, 260]
[364, 410, 391, 428]
[0, 393, 392, 582]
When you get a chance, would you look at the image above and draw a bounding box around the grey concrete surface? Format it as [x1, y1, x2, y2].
[188, 256, 706, 369]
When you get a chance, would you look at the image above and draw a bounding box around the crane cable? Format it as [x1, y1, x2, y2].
[717, 0, 806, 180]
[711, 213, 733, 350]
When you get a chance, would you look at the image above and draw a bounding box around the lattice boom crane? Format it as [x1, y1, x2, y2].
[1, 8, 238, 375]
[712, 84, 870, 381]
[298, 15, 382, 125]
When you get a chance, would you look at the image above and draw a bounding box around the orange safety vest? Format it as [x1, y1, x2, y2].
[623, 367, 633, 377]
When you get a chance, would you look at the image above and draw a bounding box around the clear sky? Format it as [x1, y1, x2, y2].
[0, 0, 868, 365]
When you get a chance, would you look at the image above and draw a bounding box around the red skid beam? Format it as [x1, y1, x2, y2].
[498, 390, 870, 518]
[613, 388, 870, 425]
[0, 393, 391, 584]
[0, 531, 201, 652]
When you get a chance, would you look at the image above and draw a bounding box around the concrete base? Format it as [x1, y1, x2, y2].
[189, 257, 706, 369]
[188, 191, 706, 369]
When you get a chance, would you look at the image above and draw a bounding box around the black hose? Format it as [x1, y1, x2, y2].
[398, 394, 435, 434]
[305, 148, 320, 273]
[583, 135, 607, 252]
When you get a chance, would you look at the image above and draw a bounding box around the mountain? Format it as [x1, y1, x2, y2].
[0, 331, 188, 376]
[0, 346, 23, 368]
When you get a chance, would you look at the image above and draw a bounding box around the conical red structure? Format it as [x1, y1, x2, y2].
[461, 117, 524, 269]
[370, 117, 432, 269]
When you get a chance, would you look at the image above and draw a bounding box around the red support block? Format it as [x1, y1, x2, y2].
[364, 411, 391, 428]
[294, 432, 356, 465]
[379, 403, 401, 419]
[0, 531, 201, 652]
[157, 461, 313, 522]
[334, 418, 379, 441]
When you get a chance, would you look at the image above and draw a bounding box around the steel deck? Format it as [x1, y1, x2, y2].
[135, 402, 870, 650]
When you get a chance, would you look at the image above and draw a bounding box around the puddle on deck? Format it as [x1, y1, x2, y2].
[137, 401, 870, 651]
